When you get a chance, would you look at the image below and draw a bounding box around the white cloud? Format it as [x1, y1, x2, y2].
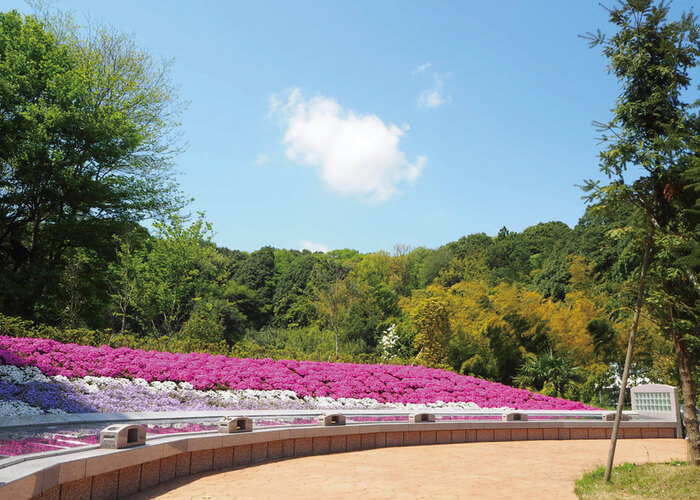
[299, 240, 330, 253]
[270, 88, 426, 202]
[267, 93, 283, 118]
[412, 62, 432, 74]
[417, 74, 451, 109]
[254, 153, 270, 165]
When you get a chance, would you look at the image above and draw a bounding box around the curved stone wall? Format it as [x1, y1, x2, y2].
[0, 418, 680, 500]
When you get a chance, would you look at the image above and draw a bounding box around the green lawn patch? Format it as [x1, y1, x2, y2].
[575, 462, 700, 499]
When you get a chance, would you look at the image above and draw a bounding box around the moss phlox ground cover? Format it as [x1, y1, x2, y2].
[0, 336, 594, 411]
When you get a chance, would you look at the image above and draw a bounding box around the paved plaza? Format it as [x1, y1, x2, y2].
[127, 438, 688, 499]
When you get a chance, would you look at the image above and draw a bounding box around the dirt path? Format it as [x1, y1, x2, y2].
[128, 439, 688, 499]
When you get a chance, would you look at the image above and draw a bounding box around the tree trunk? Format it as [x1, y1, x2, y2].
[670, 327, 700, 465]
[120, 307, 127, 335]
[605, 234, 653, 481]
[412, 347, 424, 366]
[334, 324, 339, 359]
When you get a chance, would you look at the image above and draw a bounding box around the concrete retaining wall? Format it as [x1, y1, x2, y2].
[0, 419, 680, 500]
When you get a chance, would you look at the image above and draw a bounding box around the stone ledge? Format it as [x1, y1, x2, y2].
[0, 420, 679, 500]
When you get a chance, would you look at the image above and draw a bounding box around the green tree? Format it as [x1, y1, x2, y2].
[389, 244, 414, 296]
[0, 10, 183, 325]
[314, 265, 354, 358]
[349, 251, 402, 346]
[111, 214, 222, 337]
[418, 247, 454, 286]
[316, 279, 351, 358]
[232, 246, 276, 327]
[584, 0, 700, 465]
[409, 295, 451, 367]
[514, 351, 580, 398]
[109, 234, 145, 335]
[272, 251, 320, 328]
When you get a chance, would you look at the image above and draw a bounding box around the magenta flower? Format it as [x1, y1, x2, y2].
[0, 336, 597, 411]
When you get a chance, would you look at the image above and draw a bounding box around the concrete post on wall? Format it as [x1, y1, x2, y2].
[630, 383, 682, 437]
[219, 416, 253, 433]
[99, 424, 146, 449]
[318, 414, 346, 426]
[603, 412, 629, 422]
[409, 413, 435, 423]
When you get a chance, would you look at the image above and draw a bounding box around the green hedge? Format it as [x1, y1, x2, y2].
[0, 313, 402, 365]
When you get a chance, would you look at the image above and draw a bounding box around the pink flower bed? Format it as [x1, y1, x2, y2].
[0, 336, 595, 410]
[0, 435, 99, 456]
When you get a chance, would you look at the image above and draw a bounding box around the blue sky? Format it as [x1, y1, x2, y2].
[4, 1, 700, 253]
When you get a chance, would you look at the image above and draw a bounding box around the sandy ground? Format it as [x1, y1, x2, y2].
[127, 439, 688, 500]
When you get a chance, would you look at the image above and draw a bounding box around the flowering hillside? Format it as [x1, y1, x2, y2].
[0, 336, 596, 416]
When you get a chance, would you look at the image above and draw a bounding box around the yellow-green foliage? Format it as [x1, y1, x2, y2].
[406, 295, 451, 367]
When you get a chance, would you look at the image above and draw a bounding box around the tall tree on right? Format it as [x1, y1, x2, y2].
[583, 0, 700, 465]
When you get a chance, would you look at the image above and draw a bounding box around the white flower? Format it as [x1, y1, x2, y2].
[0, 365, 50, 384]
[151, 381, 177, 391]
[379, 324, 400, 360]
[0, 400, 44, 417]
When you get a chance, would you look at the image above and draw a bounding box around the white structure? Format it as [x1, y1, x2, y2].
[631, 383, 682, 437]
